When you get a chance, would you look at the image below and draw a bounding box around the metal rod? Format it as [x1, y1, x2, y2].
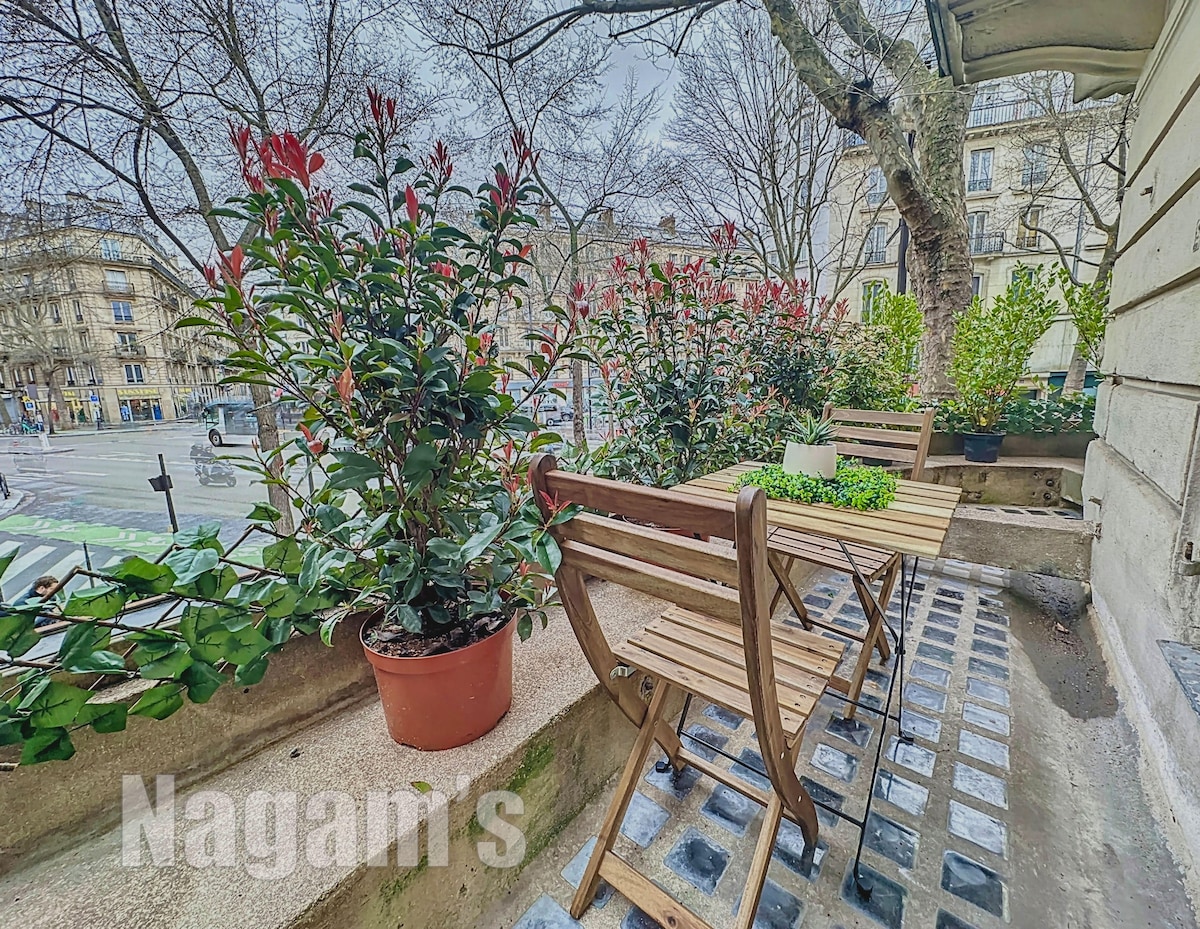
[158, 453, 179, 534]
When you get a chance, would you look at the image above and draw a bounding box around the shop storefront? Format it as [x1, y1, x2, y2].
[116, 388, 164, 422]
[59, 389, 98, 427]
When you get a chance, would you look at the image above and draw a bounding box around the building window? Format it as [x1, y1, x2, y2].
[66, 268, 76, 290]
[66, 366, 78, 387]
[1017, 206, 1043, 248]
[124, 364, 145, 384]
[1022, 143, 1050, 188]
[864, 223, 888, 264]
[967, 211, 999, 255]
[968, 149, 993, 192]
[117, 331, 139, 349]
[112, 300, 133, 322]
[49, 302, 61, 323]
[74, 300, 84, 322]
[862, 280, 888, 319]
[866, 167, 887, 206]
[971, 275, 982, 297]
[104, 268, 133, 295]
[87, 364, 99, 385]
[1011, 266, 1035, 293]
[100, 238, 123, 260]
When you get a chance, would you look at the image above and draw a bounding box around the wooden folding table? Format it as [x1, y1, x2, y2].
[674, 461, 962, 896]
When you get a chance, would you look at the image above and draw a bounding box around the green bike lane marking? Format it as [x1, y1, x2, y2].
[0, 514, 263, 562]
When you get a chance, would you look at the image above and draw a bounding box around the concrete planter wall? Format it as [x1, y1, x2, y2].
[930, 431, 1095, 460]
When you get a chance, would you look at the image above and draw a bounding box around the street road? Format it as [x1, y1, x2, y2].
[0, 423, 280, 603]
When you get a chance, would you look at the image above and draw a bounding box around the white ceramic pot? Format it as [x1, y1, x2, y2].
[782, 441, 838, 479]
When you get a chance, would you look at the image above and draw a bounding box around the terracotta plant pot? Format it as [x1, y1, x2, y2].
[362, 618, 515, 751]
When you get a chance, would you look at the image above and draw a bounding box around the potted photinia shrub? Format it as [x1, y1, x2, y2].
[186, 92, 583, 750]
[782, 412, 837, 478]
[949, 265, 1056, 463]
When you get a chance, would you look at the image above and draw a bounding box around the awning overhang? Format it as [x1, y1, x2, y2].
[925, 0, 1169, 99]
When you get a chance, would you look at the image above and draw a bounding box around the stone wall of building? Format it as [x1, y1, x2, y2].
[1082, 0, 1200, 876]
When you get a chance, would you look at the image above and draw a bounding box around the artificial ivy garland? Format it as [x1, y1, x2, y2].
[733, 462, 898, 510]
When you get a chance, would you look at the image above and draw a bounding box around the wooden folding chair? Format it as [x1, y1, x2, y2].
[530, 455, 846, 928]
[768, 403, 934, 720]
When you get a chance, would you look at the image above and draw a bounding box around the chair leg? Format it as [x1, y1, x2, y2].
[844, 572, 893, 722]
[571, 681, 674, 919]
[734, 791, 784, 929]
[768, 552, 811, 629]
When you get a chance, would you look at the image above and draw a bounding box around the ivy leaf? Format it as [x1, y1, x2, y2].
[247, 502, 283, 523]
[76, 701, 128, 734]
[108, 556, 177, 596]
[20, 727, 75, 764]
[62, 584, 127, 621]
[130, 684, 185, 720]
[25, 682, 93, 729]
[182, 662, 226, 704]
[263, 537, 303, 575]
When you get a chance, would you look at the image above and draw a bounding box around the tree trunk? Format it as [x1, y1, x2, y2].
[1062, 345, 1087, 392]
[571, 358, 586, 446]
[249, 382, 294, 534]
[909, 229, 973, 399]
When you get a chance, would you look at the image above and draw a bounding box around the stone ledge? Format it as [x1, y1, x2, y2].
[0, 581, 669, 929]
[942, 505, 1094, 580]
[926, 456, 1085, 509]
[0, 618, 378, 875]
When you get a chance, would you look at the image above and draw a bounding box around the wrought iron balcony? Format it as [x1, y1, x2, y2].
[115, 342, 147, 357]
[967, 176, 993, 192]
[103, 280, 136, 296]
[969, 232, 1005, 255]
[864, 248, 889, 265]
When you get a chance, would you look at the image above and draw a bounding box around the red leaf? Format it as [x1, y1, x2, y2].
[335, 366, 355, 405]
[405, 185, 419, 223]
[309, 152, 325, 175]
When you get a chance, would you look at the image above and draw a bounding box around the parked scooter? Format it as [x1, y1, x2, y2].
[189, 443, 238, 487]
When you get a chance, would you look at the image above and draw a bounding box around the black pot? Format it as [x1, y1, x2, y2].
[962, 432, 1004, 463]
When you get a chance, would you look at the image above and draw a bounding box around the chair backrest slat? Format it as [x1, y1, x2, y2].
[822, 402, 935, 480]
[559, 540, 743, 623]
[559, 513, 742, 587]
[540, 469, 737, 539]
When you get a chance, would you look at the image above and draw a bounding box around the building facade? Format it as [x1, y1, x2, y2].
[828, 93, 1121, 379]
[0, 204, 227, 429]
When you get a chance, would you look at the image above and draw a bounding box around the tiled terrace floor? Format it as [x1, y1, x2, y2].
[480, 563, 1200, 929]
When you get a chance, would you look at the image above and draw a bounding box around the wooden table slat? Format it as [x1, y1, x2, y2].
[680, 462, 961, 559]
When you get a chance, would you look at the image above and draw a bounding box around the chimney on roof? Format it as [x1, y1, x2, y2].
[658, 214, 677, 237]
[599, 207, 615, 229]
[537, 202, 552, 225]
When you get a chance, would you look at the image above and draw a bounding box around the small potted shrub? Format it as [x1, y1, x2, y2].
[782, 412, 838, 478]
[949, 265, 1056, 462]
[187, 95, 583, 750]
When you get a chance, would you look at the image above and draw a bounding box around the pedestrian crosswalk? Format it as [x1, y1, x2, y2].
[0, 539, 125, 603]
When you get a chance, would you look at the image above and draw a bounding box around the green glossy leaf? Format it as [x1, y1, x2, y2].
[318, 615, 339, 647]
[165, 547, 220, 586]
[0, 609, 42, 657]
[108, 556, 177, 595]
[57, 620, 112, 667]
[62, 585, 127, 621]
[247, 502, 283, 523]
[130, 684, 185, 720]
[174, 520, 224, 552]
[26, 682, 93, 729]
[263, 537, 303, 575]
[76, 701, 128, 734]
[0, 540, 19, 583]
[461, 522, 504, 563]
[401, 443, 439, 480]
[298, 542, 323, 593]
[233, 654, 269, 686]
[223, 624, 271, 666]
[20, 727, 75, 764]
[327, 451, 383, 490]
[133, 640, 194, 680]
[182, 662, 225, 704]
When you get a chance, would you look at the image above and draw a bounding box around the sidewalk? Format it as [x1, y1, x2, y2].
[0, 488, 24, 516]
[483, 565, 1200, 929]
